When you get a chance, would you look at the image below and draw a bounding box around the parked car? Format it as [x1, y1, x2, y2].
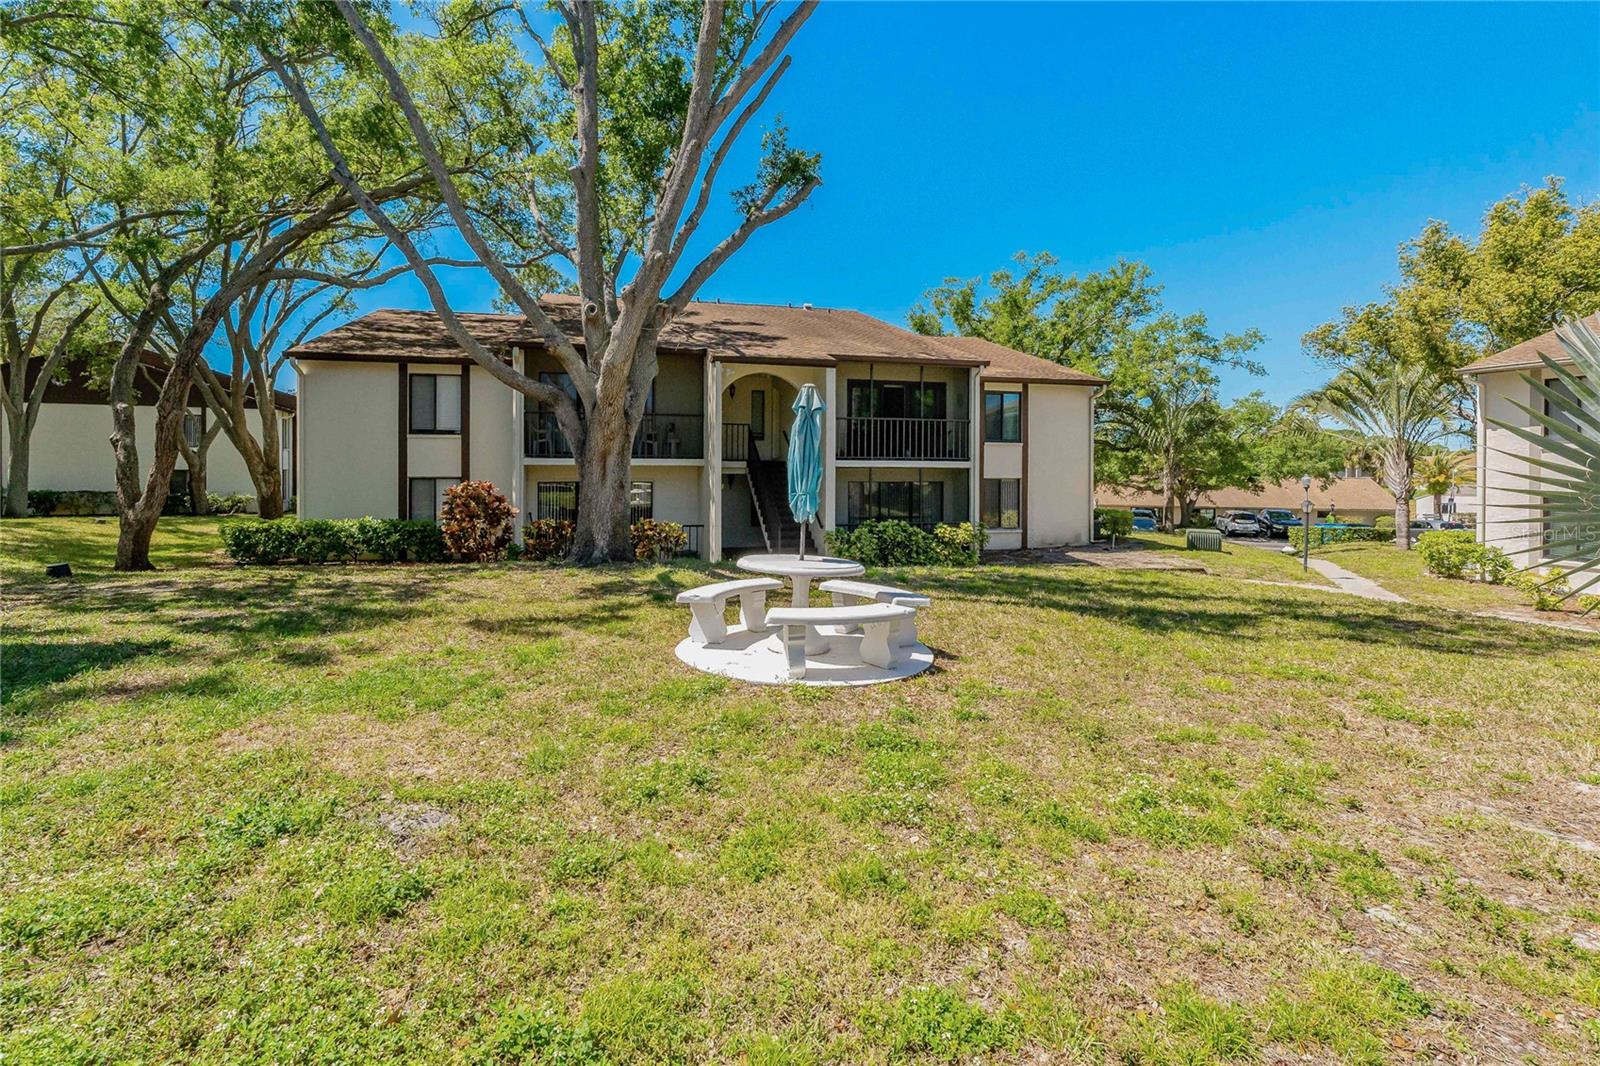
[1411, 515, 1465, 532]
[1256, 508, 1303, 537]
[1214, 510, 1267, 537]
[1130, 508, 1159, 532]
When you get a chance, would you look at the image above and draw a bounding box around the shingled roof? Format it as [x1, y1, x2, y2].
[936, 335, 1107, 384]
[287, 297, 1103, 385]
[1460, 313, 1597, 375]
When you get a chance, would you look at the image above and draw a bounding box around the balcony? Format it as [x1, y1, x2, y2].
[524, 411, 705, 460]
[838, 417, 970, 461]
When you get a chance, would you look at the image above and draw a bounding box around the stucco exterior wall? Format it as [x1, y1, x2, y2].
[1026, 383, 1094, 546]
[1, 401, 279, 502]
[1476, 367, 1558, 561]
[468, 364, 517, 498]
[298, 360, 399, 519]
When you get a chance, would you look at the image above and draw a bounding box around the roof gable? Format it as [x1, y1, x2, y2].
[1460, 313, 1597, 375]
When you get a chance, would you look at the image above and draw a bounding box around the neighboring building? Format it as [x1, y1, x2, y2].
[0, 352, 296, 512]
[1098, 475, 1402, 527]
[1461, 312, 1597, 563]
[286, 298, 1105, 560]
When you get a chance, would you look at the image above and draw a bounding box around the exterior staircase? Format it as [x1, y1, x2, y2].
[748, 453, 801, 552]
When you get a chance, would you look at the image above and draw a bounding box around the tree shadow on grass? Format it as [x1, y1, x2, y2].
[8, 568, 437, 651]
[0, 638, 175, 707]
[907, 566, 1597, 660]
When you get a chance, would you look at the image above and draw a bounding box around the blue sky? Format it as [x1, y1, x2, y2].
[336, 1, 1599, 404]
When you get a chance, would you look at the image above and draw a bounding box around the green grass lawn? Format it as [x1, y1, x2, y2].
[1312, 541, 1593, 618]
[0, 515, 229, 582]
[1128, 531, 1335, 586]
[4, 518, 1599, 1063]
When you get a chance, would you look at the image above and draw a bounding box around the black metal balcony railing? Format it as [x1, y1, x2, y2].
[524, 411, 704, 460]
[838, 417, 970, 461]
[721, 422, 749, 463]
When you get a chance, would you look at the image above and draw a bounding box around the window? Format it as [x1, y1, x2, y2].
[408, 477, 459, 522]
[846, 380, 947, 419]
[537, 481, 653, 524]
[182, 412, 202, 448]
[536, 481, 579, 522]
[749, 388, 766, 440]
[984, 391, 1021, 443]
[845, 480, 944, 527]
[409, 373, 462, 433]
[981, 478, 1020, 529]
[629, 481, 654, 523]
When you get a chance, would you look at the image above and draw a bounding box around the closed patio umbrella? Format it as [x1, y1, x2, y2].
[787, 383, 826, 558]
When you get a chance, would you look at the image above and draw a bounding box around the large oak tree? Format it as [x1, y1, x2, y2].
[241, 0, 822, 563]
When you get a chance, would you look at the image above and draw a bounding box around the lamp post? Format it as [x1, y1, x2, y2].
[1300, 474, 1313, 572]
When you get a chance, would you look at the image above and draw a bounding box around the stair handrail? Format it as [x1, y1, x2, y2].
[745, 425, 773, 551]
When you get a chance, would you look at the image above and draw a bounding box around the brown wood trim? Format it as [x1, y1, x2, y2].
[1020, 383, 1029, 548]
[977, 379, 984, 528]
[397, 362, 409, 518]
[979, 375, 1105, 386]
[460, 367, 470, 481]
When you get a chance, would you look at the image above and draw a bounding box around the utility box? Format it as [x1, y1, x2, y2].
[1185, 529, 1224, 553]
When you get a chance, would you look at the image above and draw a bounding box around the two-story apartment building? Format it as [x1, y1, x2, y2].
[287, 297, 1104, 560]
[1462, 312, 1597, 562]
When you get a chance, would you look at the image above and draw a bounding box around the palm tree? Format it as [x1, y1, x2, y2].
[1413, 451, 1472, 517]
[1309, 360, 1458, 549]
[1485, 316, 1600, 603]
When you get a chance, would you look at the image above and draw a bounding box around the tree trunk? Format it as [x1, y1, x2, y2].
[257, 465, 284, 520]
[4, 419, 29, 517]
[253, 406, 284, 519]
[1385, 451, 1414, 551]
[569, 401, 636, 564]
[112, 308, 219, 571]
[188, 455, 209, 515]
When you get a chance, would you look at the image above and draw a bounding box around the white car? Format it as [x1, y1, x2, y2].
[1214, 510, 1267, 537]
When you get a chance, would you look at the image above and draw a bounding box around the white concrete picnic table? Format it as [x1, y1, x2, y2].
[735, 553, 864, 607]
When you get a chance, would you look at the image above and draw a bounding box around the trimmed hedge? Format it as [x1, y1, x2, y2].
[1288, 524, 1395, 549]
[1415, 530, 1511, 583]
[826, 520, 986, 567]
[220, 517, 444, 564]
[23, 487, 192, 516]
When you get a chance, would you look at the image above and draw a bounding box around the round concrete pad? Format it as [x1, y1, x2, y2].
[674, 628, 933, 686]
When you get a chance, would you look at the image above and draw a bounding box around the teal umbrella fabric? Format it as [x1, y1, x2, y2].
[787, 384, 826, 557]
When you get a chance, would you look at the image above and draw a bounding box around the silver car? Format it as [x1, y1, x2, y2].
[1214, 510, 1267, 537]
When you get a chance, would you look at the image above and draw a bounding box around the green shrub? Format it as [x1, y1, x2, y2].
[931, 521, 985, 564]
[1414, 530, 1511, 583]
[206, 492, 254, 515]
[631, 518, 688, 561]
[1373, 514, 1396, 531]
[1289, 524, 1395, 549]
[827, 520, 984, 567]
[1096, 508, 1134, 541]
[220, 518, 444, 565]
[1507, 567, 1570, 611]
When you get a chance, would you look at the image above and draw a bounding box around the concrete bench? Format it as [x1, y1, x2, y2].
[676, 577, 783, 646]
[766, 603, 916, 678]
[818, 578, 931, 648]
